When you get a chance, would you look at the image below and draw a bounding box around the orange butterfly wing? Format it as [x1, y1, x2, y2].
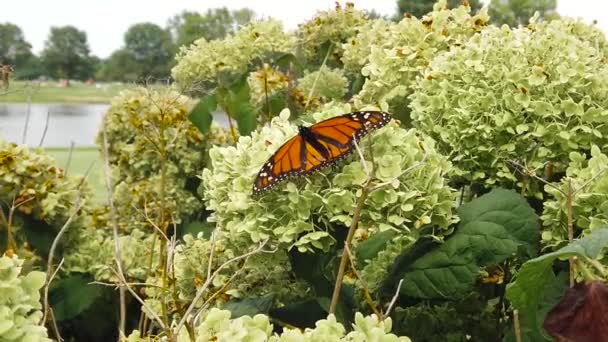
[253, 111, 391, 195]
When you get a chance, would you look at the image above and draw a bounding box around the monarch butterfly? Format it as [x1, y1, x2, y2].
[253, 111, 391, 195]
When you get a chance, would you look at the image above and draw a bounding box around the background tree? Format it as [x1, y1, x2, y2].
[96, 49, 141, 82]
[41, 26, 94, 83]
[169, 7, 255, 48]
[488, 0, 558, 27]
[396, 0, 483, 18]
[123, 23, 174, 80]
[0, 23, 36, 75]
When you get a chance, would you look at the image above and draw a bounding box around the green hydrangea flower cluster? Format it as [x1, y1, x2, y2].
[201, 102, 455, 254]
[541, 146, 608, 250]
[0, 254, 50, 341]
[354, 1, 489, 122]
[98, 86, 213, 233]
[172, 20, 296, 92]
[127, 309, 411, 341]
[297, 66, 348, 104]
[341, 19, 392, 74]
[410, 19, 608, 196]
[298, 3, 369, 63]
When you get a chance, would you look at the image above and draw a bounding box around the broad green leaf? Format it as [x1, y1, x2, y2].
[220, 74, 257, 136]
[506, 228, 608, 341]
[188, 94, 217, 134]
[50, 275, 103, 321]
[222, 295, 274, 318]
[355, 230, 396, 266]
[393, 188, 539, 299]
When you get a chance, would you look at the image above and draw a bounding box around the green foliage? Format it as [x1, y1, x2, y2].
[411, 19, 608, 196]
[489, 0, 558, 27]
[201, 103, 455, 253]
[48, 274, 102, 321]
[172, 19, 296, 94]
[382, 188, 538, 299]
[352, 1, 489, 123]
[41, 26, 94, 80]
[0, 139, 91, 259]
[95, 49, 142, 82]
[169, 8, 255, 48]
[542, 146, 608, 250]
[506, 228, 608, 340]
[391, 293, 502, 341]
[123, 23, 174, 80]
[97, 86, 213, 233]
[0, 254, 50, 341]
[396, 0, 484, 19]
[0, 23, 34, 70]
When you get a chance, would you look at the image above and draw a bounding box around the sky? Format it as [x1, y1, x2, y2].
[2, 0, 607, 58]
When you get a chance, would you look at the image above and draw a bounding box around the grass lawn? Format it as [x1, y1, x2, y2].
[45, 147, 107, 203]
[0, 80, 128, 104]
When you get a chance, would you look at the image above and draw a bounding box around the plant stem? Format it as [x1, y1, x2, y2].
[329, 177, 373, 314]
[566, 179, 575, 287]
[513, 310, 522, 342]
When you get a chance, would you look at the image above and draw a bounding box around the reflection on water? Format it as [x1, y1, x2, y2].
[0, 103, 230, 147]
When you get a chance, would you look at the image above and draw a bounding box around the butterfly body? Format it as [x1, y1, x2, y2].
[253, 111, 391, 195]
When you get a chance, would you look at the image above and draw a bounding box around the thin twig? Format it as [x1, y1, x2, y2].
[513, 310, 522, 342]
[38, 111, 51, 147]
[63, 141, 75, 175]
[42, 197, 85, 325]
[42, 258, 64, 342]
[383, 279, 404, 319]
[175, 242, 270, 334]
[102, 128, 128, 338]
[304, 44, 333, 110]
[21, 94, 32, 144]
[343, 245, 382, 318]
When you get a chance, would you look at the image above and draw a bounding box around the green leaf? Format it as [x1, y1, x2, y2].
[392, 188, 539, 299]
[188, 94, 217, 134]
[49, 274, 103, 321]
[219, 74, 257, 136]
[355, 230, 396, 266]
[222, 295, 274, 318]
[178, 220, 214, 240]
[506, 228, 608, 341]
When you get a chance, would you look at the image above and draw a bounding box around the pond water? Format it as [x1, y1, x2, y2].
[0, 103, 230, 147]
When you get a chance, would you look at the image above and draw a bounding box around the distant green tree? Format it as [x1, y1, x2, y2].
[41, 26, 94, 82]
[396, 0, 483, 18]
[169, 7, 255, 48]
[488, 0, 558, 27]
[96, 49, 140, 82]
[124, 23, 174, 80]
[0, 23, 34, 70]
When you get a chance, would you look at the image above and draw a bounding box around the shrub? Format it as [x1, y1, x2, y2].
[0, 139, 90, 259]
[410, 19, 608, 196]
[201, 102, 455, 253]
[172, 20, 296, 93]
